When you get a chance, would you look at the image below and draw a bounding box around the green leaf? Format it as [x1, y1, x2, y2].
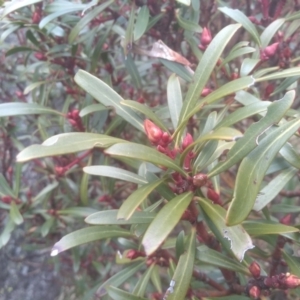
[6, 46, 34, 56]
[260, 19, 285, 48]
[9, 202, 23, 225]
[181, 127, 242, 165]
[0, 218, 15, 248]
[117, 179, 165, 220]
[271, 204, 300, 214]
[80, 155, 91, 205]
[132, 264, 155, 296]
[68, 0, 113, 43]
[196, 245, 250, 274]
[85, 210, 155, 225]
[121, 100, 168, 131]
[175, 10, 202, 32]
[134, 6, 149, 41]
[50, 226, 132, 256]
[159, 59, 193, 82]
[253, 167, 297, 211]
[108, 286, 148, 300]
[167, 74, 183, 129]
[105, 143, 186, 175]
[58, 207, 97, 217]
[0, 174, 15, 197]
[209, 91, 295, 177]
[282, 251, 300, 277]
[175, 230, 185, 260]
[216, 102, 270, 128]
[142, 192, 193, 255]
[227, 117, 300, 225]
[178, 24, 241, 134]
[97, 261, 144, 296]
[79, 104, 108, 117]
[220, 46, 256, 67]
[41, 217, 55, 237]
[175, 76, 254, 135]
[240, 58, 260, 76]
[124, 3, 135, 56]
[123, 53, 142, 89]
[243, 220, 299, 236]
[166, 228, 196, 300]
[280, 143, 300, 169]
[198, 197, 254, 261]
[176, 0, 191, 5]
[17, 133, 126, 162]
[84, 166, 148, 185]
[271, 76, 300, 96]
[1, 0, 43, 17]
[75, 70, 144, 131]
[255, 67, 300, 82]
[219, 7, 261, 46]
[0, 103, 62, 117]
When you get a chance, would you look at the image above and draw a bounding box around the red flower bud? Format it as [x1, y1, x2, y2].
[160, 132, 172, 146]
[34, 52, 47, 61]
[262, 42, 279, 59]
[282, 273, 300, 289]
[201, 27, 212, 46]
[201, 187, 221, 205]
[201, 87, 213, 97]
[249, 261, 261, 279]
[280, 214, 291, 225]
[182, 133, 194, 150]
[144, 120, 163, 144]
[193, 173, 208, 187]
[126, 249, 145, 260]
[249, 285, 260, 299]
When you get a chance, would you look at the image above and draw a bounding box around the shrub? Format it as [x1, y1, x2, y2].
[2, 0, 300, 299]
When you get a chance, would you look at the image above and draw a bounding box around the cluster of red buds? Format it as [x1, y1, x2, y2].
[260, 42, 279, 61]
[66, 109, 85, 132]
[126, 249, 169, 267]
[32, 4, 43, 24]
[199, 27, 212, 50]
[144, 120, 221, 203]
[34, 52, 47, 61]
[1, 196, 21, 205]
[246, 261, 300, 299]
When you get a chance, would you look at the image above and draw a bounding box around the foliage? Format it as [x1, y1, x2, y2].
[2, 0, 300, 299]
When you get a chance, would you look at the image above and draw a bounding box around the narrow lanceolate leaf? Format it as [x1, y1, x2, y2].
[117, 179, 165, 220]
[134, 6, 149, 41]
[68, 0, 113, 43]
[108, 286, 148, 300]
[260, 19, 285, 48]
[9, 202, 23, 225]
[255, 67, 300, 82]
[105, 143, 186, 175]
[167, 74, 183, 129]
[97, 262, 145, 297]
[196, 246, 250, 274]
[219, 7, 261, 46]
[124, 3, 135, 56]
[0, 103, 62, 117]
[85, 210, 155, 225]
[198, 198, 254, 261]
[50, 226, 132, 256]
[227, 118, 300, 226]
[121, 100, 168, 131]
[177, 24, 241, 135]
[0, 174, 15, 197]
[166, 228, 196, 300]
[243, 220, 299, 236]
[209, 91, 295, 178]
[83, 166, 148, 185]
[142, 192, 193, 255]
[132, 264, 155, 297]
[175, 76, 254, 135]
[75, 70, 144, 131]
[1, 0, 43, 18]
[253, 167, 297, 211]
[280, 143, 300, 169]
[282, 251, 300, 277]
[17, 133, 126, 162]
[180, 127, 242, 166]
